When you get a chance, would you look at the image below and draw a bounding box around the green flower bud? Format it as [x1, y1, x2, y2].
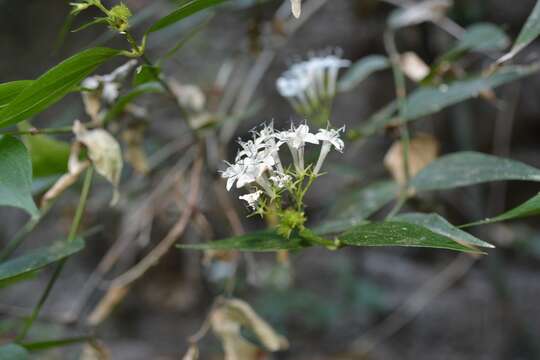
[277, 209, 306, 239]
[107, 3, 132, 33]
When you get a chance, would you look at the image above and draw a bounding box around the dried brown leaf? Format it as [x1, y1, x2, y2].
[182, 344, 200, 360]
[400, 52, 430, 82]
[41, 143, 90, 208]
[80, 341, 110, 360]
[384, 133, 439, 186]
[73, 120, 123, 205]
[211, 298, 288, 360]
[121, 124, 149, 175]
[169, 80, 206, 113]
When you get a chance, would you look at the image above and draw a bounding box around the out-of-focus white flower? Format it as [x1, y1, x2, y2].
[239, 190, 262, 210]
[277, 123, 318, 172]
[276, 52, 350, 120]
[290, 0, 301, 18]
[82, 60, 137, 104]
[314, 126, 345, 174]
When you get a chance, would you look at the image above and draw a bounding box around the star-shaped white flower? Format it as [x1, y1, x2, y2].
[314, 126, 345, 174]
[221, 162, 246, 191]
[277, 123, 318, 173]
[316, 127, 345, 152]
[279, 123, 319, 149]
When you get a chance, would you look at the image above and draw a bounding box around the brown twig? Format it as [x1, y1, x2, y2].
[109, 152, 203, 288]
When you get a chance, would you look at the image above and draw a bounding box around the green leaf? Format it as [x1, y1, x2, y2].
[463, 192, 540, 227]
[395, 212, 494, 248]
[0, 81, 33, 110]
[315, 180, 398, 234]
[387, 1, 449, 29]
[0, 47, 120, 128]
[178, 231, 308, 252]
[0, 270, 39, 289]
[357, 64, 540, 136]
[411, 151, 540, 192]
[499, 0, 540, 63]
[147, 0, 226, 34]
[0, 136, 39, 217]
[0, 344, 29, 360]
[0, 237, 84, 283]
[338, 55, 389, 92]
[132, 64, 161, 86]
[452, 23, 510, 53]
[24, 134, 70, 178]
[339, 221, 482, 253]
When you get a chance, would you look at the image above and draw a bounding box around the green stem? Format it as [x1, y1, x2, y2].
[16, 168, 94, 342]
[0, 217, 40, 261]
[385, 192, 407, 220]
[0, 126, 73, 136]
[384, 30, 412, 187]
[299, 228, 342, 250]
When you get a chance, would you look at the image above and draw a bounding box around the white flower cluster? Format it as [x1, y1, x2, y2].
[276, 52, 350, 115]
[221, 122, 344, 210]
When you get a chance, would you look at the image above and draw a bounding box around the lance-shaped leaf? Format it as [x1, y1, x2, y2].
[498, 0, 540, 63]
[147, 0, 226, 33]
[357, 64, 540, 136]
[395, 212, 494, 248]
[0, 135, 39, 217]
[339, 221, 483, 253]
[463, 192, 540, 227]
[178, 231, 308, 252]
[411, 151, 540, 192]
[315, 180, 398, 234]
[452, 23, 510, 54]
[0, 237, 84, 283]
[0, 80, 33, 110]
[338, 55, 390, 92]
[0, 344, 29, 360]
[0, 47, 120, 128]
[388, 0, 451, 29]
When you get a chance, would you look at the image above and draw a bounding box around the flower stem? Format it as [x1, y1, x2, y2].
[16, 168, 94, 342]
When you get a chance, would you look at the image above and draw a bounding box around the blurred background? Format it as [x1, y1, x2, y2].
[1, 0, 540, 359]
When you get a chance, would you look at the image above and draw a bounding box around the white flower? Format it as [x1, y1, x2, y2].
[221, 162, 246, 191]
[276, 52, 350, 118]
[314, 126, 345, 174]
[277, 123, 318, 172]
[316, 127, 345, 152]
[290, 0, 301, 18]
[236, 139, 266, 161]
[239, 190, 262, 210]
[250, 122, 285, 173]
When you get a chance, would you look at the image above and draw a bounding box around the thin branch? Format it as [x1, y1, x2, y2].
[108, 151, 203, 288]
[17, 168, 94, 341]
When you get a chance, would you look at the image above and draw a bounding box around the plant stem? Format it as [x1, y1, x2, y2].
[384, 30, 411, 216]
[0, 217, 40, 262]
[16, 168, 94, 342]
[0, 126, 73, 136]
